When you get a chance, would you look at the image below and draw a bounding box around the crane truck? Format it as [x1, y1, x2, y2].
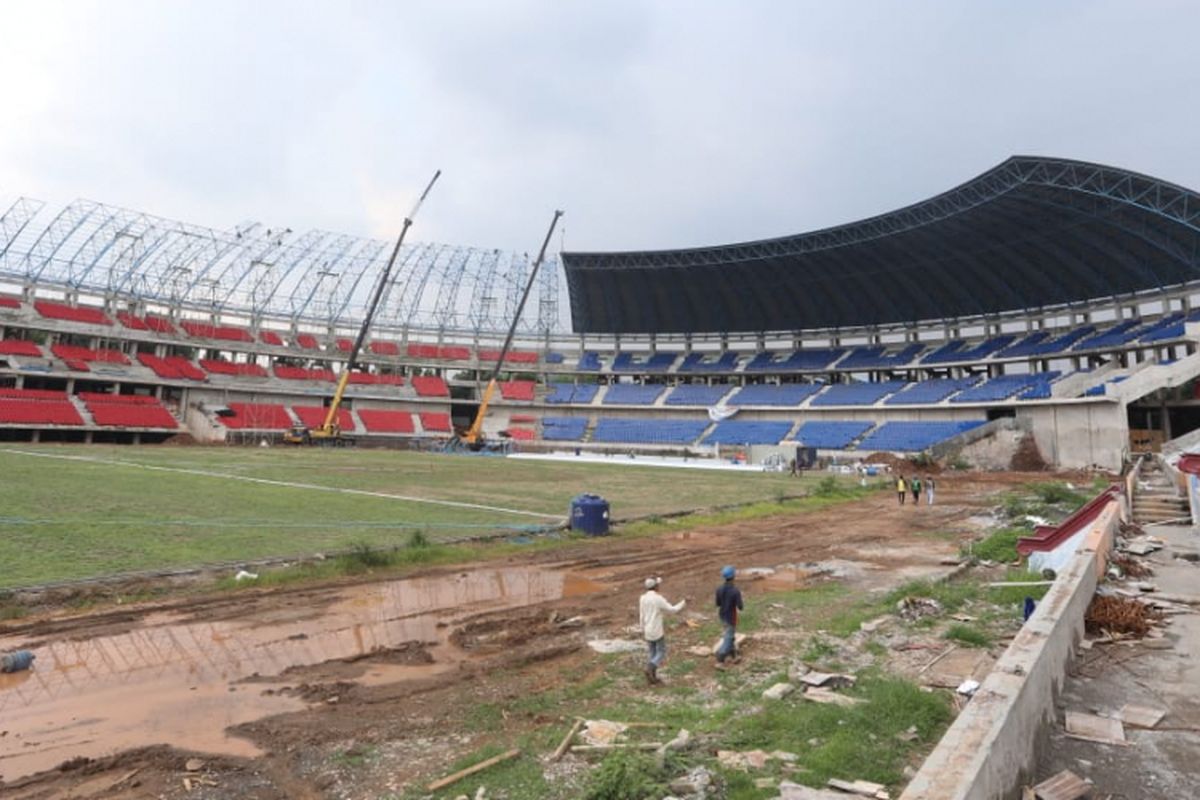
[283, 170, 441, 445]
[455, 209, 563, 451]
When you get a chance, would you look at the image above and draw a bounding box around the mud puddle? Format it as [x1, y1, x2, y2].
[0, 566, 600, 781]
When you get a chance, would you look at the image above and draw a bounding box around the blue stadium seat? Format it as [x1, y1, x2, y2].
[1072, 319, 1143, 351]
[591, 418, 709, 444]
[794, 420, 874, 449]
[665, 384, 733, 406]
[856, 420, 986, 452]
[922, 335, 1014, 364]
[542, 416, 588, 441]
[744, 348, 844, 372]
[727, 383, 822, 406]
[838, 343, 925, 370]
[577, 351, 604, 371]
[702, 419, 793, 446]
[885, 377, 980, 405]
[612, 352, 679, 372]
[545, 383, 600, 404]
[678, 352, 740, 373]
[603, 383, 666, 405]
[545, 352, 565, 364]
[950, 371, 1060, 403]
[810, 380, 909, 406]
[998, 328, 1092, 358]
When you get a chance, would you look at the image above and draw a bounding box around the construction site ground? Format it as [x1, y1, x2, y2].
[1033, 522, 1200, 799]
[0, 471, 1084, 800]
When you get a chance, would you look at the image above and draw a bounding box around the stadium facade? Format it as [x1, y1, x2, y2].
[2, 155, 1200, 469]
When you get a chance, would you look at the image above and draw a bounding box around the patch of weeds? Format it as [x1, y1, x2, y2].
[885, 578, 980, 614]
[943, 623, 992, 648]
[331, 743, 378, 768]
[722, 673, 952, 789]
[864, 640, 888, 658]
[463, 701, 505, 732]
[338, 541, 394, 573]
[428, 743, 549, 799]
[407, 529, 431, 549]
[1028, 481, 1088, 507]
[802, 636, 838, 661]
[965, 528, 1024, 563]
[582, 750, 667, 800]
[812, 476, 840, 497]
[0, 604, 26, 621]
[950, 456, 971, 471]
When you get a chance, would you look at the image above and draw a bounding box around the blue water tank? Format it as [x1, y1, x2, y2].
[570, 494, 610, 536]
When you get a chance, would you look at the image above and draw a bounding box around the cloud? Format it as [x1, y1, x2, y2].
[2, 0, 1199, 257]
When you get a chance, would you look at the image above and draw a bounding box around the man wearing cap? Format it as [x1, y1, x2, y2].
[638, 576, 686, 684]
[715, 566, 744, 665]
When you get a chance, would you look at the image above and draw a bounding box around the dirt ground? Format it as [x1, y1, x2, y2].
[0, 472, 1050, 799]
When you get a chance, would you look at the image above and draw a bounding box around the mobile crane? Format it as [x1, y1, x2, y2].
[283, 170, 441, 445]
[456, 209, 563, 451]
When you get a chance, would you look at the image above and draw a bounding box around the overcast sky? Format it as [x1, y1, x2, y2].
[1, 1, 1196, 254]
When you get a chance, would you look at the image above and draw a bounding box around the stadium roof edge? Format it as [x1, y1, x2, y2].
[562, 156, 1200, 335]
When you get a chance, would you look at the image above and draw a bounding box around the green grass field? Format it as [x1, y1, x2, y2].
[0, 445, 812, 587]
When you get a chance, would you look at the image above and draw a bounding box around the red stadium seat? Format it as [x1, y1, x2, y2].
[116, 311, 149, 330]
[291, 405, 354, 430]
[419, 411, 452, 432]
[336, 338, 353, 352]
[347, 371, 404, 386]
[217, 403, 294, 429]
[369, 340, 401, 356]
[509, 413, 537, 423]
[200, 358, 269, 378]
[34, 300, 113, 326]
[439, 346, 472, 360]
[357, 409, 415, 433]
[479, 349, 538, 364]
[0, 296, 22, 309]
[295, 333, 319, 349]
[499, 381, 536, 401]
[274, 365, 336, 381]
[50, 344, 131, 365]
[79, 393, 179, 429]
[0, 389, 85, 426]
[411, 376, 450, 397]
[259, 330, 285, 346]
[143, 315, 177, 334]
[63, 358, 91, 372]
[180, 320, 254, 342]
[0, 339, 43, 357]
[506, 427, 535, 440]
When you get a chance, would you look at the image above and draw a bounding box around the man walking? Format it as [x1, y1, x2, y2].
[926, 475, 936, 505]
[896, 474, 907, 505]
[639, 577, 685, 684]
[910, 475, 922, 505]
[715, 566, 744, 665]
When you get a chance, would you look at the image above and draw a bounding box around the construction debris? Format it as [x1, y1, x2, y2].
[717, 749, 770, 770]
[184, 758, 205, 772]
[1064, 710, 1126, 745]
[800, 671, 856, 689]
[802, 687, 863, 706]
[426, 749, 521, 792]
[586, 639, 644, 654]
[763, 682, 796, 701]
[826, 777, 891, 798]
[1116, 703, 1166, 729]
[775, 782, 850, 799]
[1030, 769, 1091, 800]
[580, 719, 628, 746]
[1084, 594, 1164, 638]
[955, 679, 980, 696]
[896, 596, 943, 621]
[1109, 552, 1153, 579]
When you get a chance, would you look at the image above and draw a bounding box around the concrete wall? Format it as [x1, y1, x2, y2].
[898, 494, 1122, 800]
[1019, 401, 1127, 471]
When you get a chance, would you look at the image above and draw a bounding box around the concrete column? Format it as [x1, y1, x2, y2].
[31, 429, 40, 443]
[84, 430, 93, 444]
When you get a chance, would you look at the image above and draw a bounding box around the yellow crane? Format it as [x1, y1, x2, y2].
[284, 170, 441, 445]
[459, 209, 563, 450]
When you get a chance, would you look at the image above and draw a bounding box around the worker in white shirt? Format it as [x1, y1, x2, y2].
[638, 576, 686, 684]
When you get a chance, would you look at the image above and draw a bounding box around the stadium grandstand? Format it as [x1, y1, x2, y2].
[3, 155, 1200, 468]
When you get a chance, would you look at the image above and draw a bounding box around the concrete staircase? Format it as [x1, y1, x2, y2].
[1133, 461, 1190, 524]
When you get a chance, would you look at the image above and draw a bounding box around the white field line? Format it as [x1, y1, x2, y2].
[0, 448, 562, 521]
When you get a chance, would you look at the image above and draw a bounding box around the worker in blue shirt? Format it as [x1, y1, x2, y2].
[715, 565, 744, 665]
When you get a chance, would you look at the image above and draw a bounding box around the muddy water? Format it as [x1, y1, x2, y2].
[0, 566, 600, 781]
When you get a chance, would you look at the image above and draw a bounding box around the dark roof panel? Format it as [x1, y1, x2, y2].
[562, 157, 1200, 334]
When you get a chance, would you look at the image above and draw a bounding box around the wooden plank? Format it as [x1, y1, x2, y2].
[1031, 769, 1091, 800]
[426, 748, 521, 792]
[1116, 703, 1166, 729]
[1064, 711, 1125, 744]
[551, 718, 584, 762]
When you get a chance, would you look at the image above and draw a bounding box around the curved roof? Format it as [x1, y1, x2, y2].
[562, 156, 1200, 334]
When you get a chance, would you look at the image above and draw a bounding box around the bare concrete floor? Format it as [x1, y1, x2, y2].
[1034, 524, 1200, 800]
